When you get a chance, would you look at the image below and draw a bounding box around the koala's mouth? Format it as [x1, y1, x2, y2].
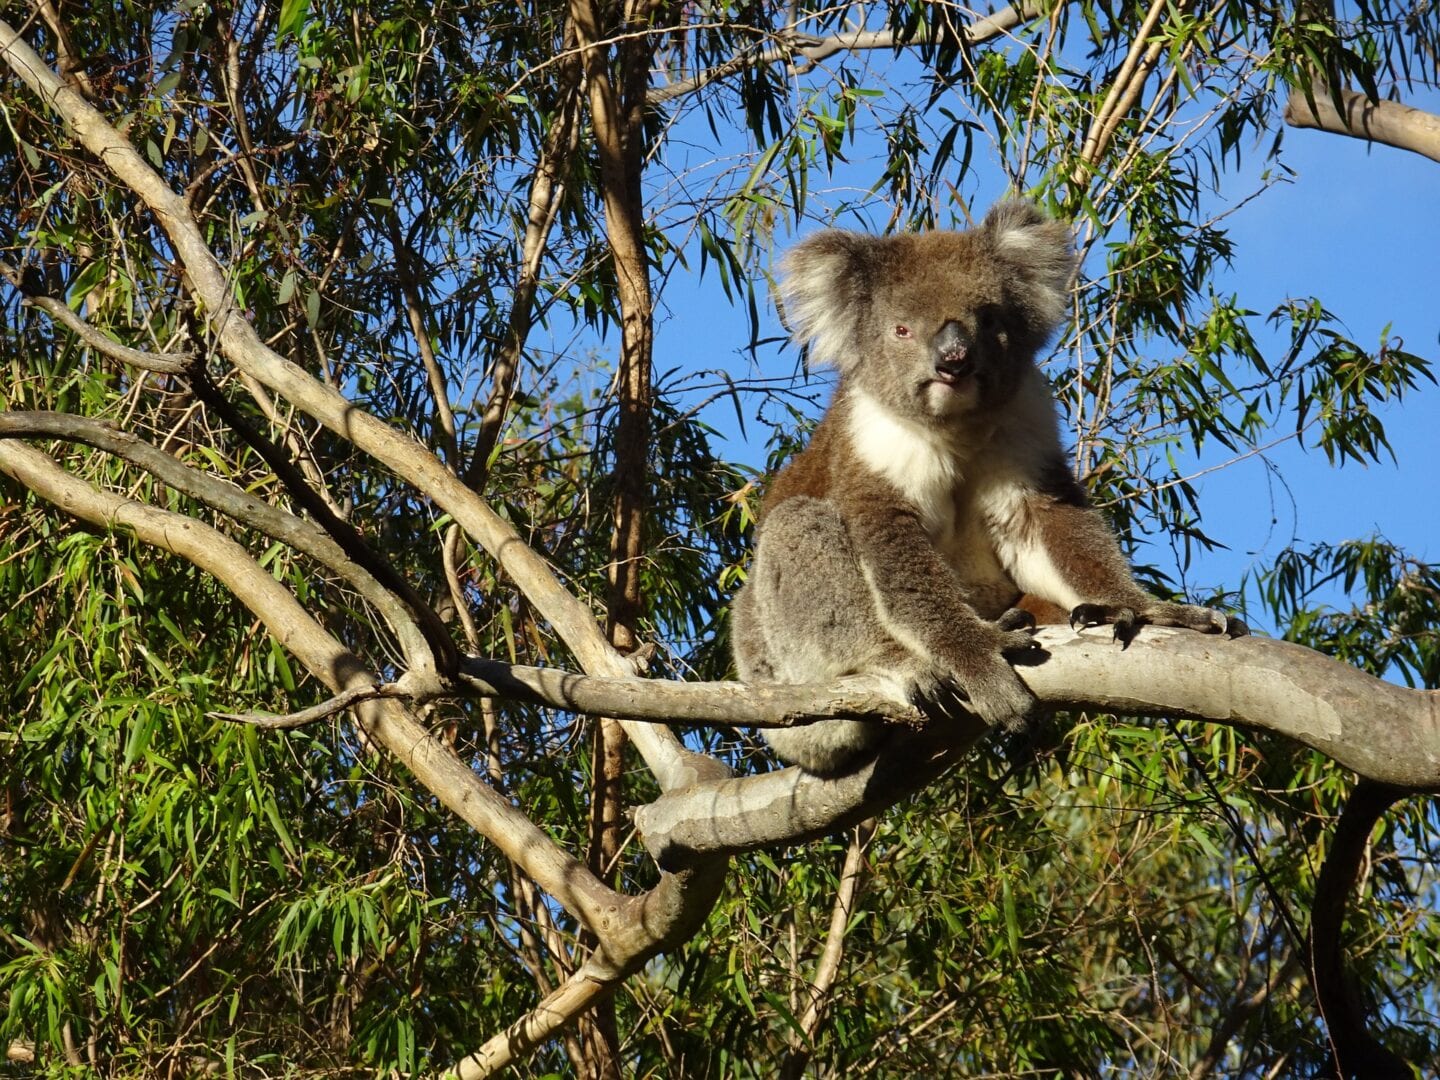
[931, 358, 975, 388]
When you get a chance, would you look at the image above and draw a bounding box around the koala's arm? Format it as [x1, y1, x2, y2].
[845, 500, 1040, 729]
[990, 467, 1246, 638]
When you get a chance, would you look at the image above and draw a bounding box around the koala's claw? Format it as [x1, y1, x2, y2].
[902, 658, 1036, 733]
[1069, 603, 1137, 643]
[995, 606, 1037, 633]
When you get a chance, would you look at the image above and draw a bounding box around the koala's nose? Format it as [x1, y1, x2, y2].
[932, 320, 972, 373]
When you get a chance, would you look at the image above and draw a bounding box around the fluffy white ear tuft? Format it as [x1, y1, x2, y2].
[778, 230, 879, 371]
[982, 200, 1078, 326]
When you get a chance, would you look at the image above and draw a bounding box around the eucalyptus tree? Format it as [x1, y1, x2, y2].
[0, 1, 1437, 1077]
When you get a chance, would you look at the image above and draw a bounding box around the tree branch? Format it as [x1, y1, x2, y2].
[0, 259, 191, 373]
[209, 683, 408, 728]
[1074, 0, 1168, 176]
[1308, 781, 1413, 1078]
[464, 45, 583, 491]
[780, 819, 875, 1079]
[0, 410, 436, 670]
[0, 18, 707, 789]
[388, 211, 459, 465]
[647, 2, 1046, 105]
[446, 969, 618, 1079]
[455, 656, 920, 728]
[1284, 83, 1440, 164]
[0, 36, 733, 1069]
[1187, 951, 1300, 1079]
[635, 627, 1440, 864]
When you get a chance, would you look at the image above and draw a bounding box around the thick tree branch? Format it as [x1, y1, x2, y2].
[635, 627, 1440, 863]
[1284, 83, 1440, 164]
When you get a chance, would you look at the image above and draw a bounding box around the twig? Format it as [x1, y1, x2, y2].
[464, 43, 583, 490]
[388, 211, 459, 465]
[209, 682, 400, 728]
[0, 259, 191, 373]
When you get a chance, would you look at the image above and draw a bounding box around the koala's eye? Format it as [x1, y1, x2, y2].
[894, 324, 913, 339]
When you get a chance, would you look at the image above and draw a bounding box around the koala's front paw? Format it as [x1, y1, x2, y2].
[1070, 601, 1248, 644]
[900, 652, 1037, 734]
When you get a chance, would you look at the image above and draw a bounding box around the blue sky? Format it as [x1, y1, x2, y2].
[1196, 106, 1440, 588]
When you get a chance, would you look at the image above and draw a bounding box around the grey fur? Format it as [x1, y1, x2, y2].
[734, 201, 1244, 774]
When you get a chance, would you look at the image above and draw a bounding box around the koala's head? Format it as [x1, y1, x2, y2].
[779, 200, 1076, 423]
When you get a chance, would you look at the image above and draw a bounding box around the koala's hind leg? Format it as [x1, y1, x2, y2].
[734, 496, 898, 773]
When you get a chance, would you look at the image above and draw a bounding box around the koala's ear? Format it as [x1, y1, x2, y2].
[982, 200, 1078, 327]
[778, 230, 882, 371]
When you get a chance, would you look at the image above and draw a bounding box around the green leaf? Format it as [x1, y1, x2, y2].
[277, 0, 309, 40]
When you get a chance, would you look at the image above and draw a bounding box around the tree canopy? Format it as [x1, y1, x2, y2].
[1, 0, 1438, 1076]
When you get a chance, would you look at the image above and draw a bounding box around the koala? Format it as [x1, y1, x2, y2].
[731, 200, 1246, 774]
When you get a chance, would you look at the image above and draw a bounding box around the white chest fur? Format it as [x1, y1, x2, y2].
[845, 390, 963, 537]
[843, 387, 1083, 617]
